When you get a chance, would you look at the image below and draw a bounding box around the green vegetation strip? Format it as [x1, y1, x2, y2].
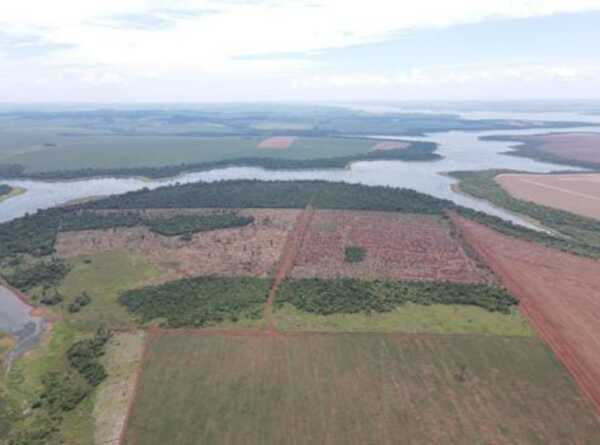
[119, 277, 271, 328]
[3, 327, 111, 445]
[450, 170, 600, 257]
[277, 278, 517, 315]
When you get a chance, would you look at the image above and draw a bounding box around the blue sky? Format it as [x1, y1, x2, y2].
[1, 1, 600, 102]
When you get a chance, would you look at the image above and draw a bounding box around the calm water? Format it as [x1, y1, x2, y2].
[1, 110, 599, 359]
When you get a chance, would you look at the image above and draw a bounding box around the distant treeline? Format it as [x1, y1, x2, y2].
[0, 184, 12, 196]
[0, 142, 439, 180]
[1, 179, 599, 260]
[120, 277, 270, 327]
[60, 210, 254, 237]
[480, 135, 600, 170]
[277, 278, 518, 315]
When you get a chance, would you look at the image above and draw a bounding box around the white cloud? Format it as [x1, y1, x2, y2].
[1, 1, 600, 100]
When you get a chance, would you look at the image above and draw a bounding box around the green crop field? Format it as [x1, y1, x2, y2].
[123, 332, 600, 445]
[0, 135, 375, 173]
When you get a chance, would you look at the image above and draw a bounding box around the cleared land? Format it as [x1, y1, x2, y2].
[56, 209, 299, 282]
[496, 173, 600, 220]
[123, 332, 600, 445]
[452, 214, 600, 414]
[524, 132, 600, 164]
[292, 211, 494, 283]
[257, 136, 297, 149]
[371, 141, 409, 151]
[491, 132, 600, 168]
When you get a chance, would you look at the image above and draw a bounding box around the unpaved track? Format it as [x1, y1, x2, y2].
[451, 213, 600, 418]
[263, 205, 315, 333]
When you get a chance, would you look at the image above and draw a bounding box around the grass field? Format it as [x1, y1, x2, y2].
[58, 250, 163, 331]
[123, 332, 600, 445]
[1, 136, 375, 173]
[274, 303, 533, 336]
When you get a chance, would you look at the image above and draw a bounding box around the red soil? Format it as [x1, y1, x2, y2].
[292, 211, 494, 283]
[521, 132, 600, 165]
[451, 213, 600, 416]
[371, 141, 409, 151]
[257, 136, 297, 149]
[496, 173, 600, 220]
[264, 206, 315, 333]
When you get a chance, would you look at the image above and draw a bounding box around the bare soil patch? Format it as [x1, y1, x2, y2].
[515, 132, 600, 165]
[452, 214, 600, 415]
[291, 211, 494, 283]
[496, 173, 600, 219]
[257, 136, 297, 149]
[371, 141, 409, 151]
[56, 209, 300, 282]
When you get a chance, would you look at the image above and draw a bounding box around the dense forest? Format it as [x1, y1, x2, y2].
[82, 180, 453, 213]
[277, 278, 518, 315]
[60, 210, 254, 237]
[0, 142, 439, 180]
[119, 277, 271, 327]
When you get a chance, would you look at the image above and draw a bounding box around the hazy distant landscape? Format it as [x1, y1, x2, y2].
[2, 1, 600, 444]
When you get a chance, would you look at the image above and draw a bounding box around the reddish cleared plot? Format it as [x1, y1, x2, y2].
[516, 132, 600, 165]
[496, 173, 600, 220]
[370, 141, 409, 151]
[56, 209, 300, 282]
[122, 332, 600, 445]
[257, 136, 297, 149]
[292, 210, 494, 283]
[451, 214, 600, 415]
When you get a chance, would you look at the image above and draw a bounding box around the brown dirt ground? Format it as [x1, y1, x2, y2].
[291, 210, 495, 283]
[56, 209, 300, 282]
[451, 213, 600, 415]
[524, 132, 600, 164]
[257, 136, 297, 149]
[371, 141, 409, 151]
[496, 173, 600, 220]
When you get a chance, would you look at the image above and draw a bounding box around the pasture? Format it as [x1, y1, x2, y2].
[0, 135, 374, 173]
[122, 332, 600, 445]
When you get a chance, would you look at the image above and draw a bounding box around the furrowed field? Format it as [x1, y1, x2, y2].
[123, 332, 600, 445]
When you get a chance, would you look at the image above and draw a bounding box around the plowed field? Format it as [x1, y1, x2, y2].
[496, 173, 600, 219]
[452, 214, 600, 414]
[122, 332, 600, 445]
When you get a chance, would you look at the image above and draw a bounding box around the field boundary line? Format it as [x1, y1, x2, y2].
[450, 213, 600, 420]
[117, 329, 152, 445]
[263, 204, 315, 333]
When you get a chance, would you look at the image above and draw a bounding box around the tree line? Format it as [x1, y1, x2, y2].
[0, 142, 438, 181]
[277, 278, 518, 315]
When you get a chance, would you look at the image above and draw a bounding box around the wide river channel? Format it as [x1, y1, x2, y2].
[1, 109, 599, 363]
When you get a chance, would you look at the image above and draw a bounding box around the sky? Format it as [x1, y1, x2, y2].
[1, 0, 600, 103]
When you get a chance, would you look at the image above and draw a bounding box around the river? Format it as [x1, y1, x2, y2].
[1, 109, 599, 362]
